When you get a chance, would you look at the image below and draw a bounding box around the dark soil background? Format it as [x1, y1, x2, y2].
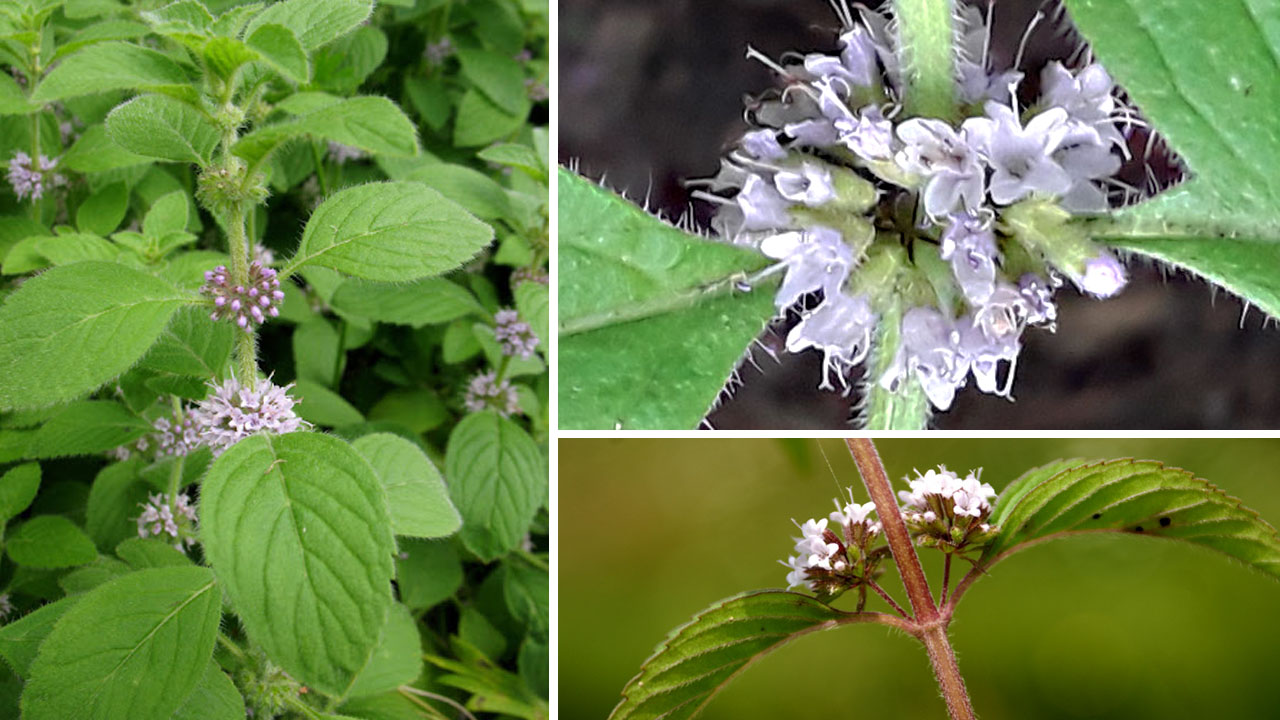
[559, 0, 1280, 429]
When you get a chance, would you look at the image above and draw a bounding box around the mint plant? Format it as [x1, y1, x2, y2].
[607, 439, 1280, 720]
[559, 0, 1277, 430]
[0, 0, 549, 718]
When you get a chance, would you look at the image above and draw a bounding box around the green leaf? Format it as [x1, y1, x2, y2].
[557, 169, 774, 429]
[1066, 0, 1280, 313]
[456, 47, 529, 115]
[344, 602, 422, 699]
[233, 96, 418, 168]
[243, 0, 371, 51]
[312, 24, 385, 93]
[367, 388, 447, 434]
[291, 379, 364, 427]
[28, 400, 149, 458]
[115, 537, 192, 568]
[32, 42, 189, 102]
[32, 233, 121, 267]
[0, 463, 41, 524]
[138, 305, 234, 379]
[62, 125, 151, 173]
[353, 433, 461, 538]
[6, 516, 97, 569]
[610, 591, 847, 720]
[514, 281, 548, 350]
[200, 432, 395, 695]
[503, 556, 548, 638]
[246, 23, 309, 83]
[292, 316, 342, 386]
[85, 459, 147, 552]
[288, 181, 493, 282]
[453, 88, 526, 147]
[477, 143, 545, 180]
[981, 459, 1280, 579]
[401, 163, 513, 222]
[171, 660, 246, 720]
[59, 557, 133, 595]
[445, 412, 545, 561]
[21, 567, 221, 720]
[75, 181, 128, 236]
[0, 262, 190, 410]
[395, 538, 462, 611]
[330, 277, 485, 327]
[106, 94, 219, 166]
[0, 597, 77, 678]
[0, 73, 39, 115]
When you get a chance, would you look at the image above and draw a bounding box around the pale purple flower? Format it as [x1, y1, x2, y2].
[964, 103, 1072, 205]
[252, 243, 276, 267]
[1017, 273, 1059, 327]
[1078, 252, 1127, 298]
[773, 162, 835, 206]
[201, 262, 285, 332]
[0, 594, 11, 619]
[525, 78, 548, 102]
[879, 307, 969, 411]
[940, 215, 999, 305]
[327, 142, 367, 164]
[7, 152, 65, 202]
[424, 37, 454, 64]
[192, 376, 304, 455]
[894, 119, 986, 217]
[494, 308, 540, 359]
[837, 105, 895, 163]
[736, 174, 791, 231]
[759, 226, 853, 309]
[741, 129, 786, 161]
[136, 492, 199, 552]
[784, 291, 876, 391]
[511, 267, 549, 286]
[152, 406, 200, 458]
[464, 371, 521, 417]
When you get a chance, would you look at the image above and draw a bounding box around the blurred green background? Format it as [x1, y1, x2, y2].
[559, 438, 1280, 719]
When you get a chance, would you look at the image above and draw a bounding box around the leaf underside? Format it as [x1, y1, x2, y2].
[609, 591, 846, 720]
[983, 458, 1280, 580]
[557, 168, 776, 430]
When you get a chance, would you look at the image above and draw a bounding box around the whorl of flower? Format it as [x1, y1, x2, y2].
[424, 37, 454, 64]
[191, 376, 304, 456]
[464, 371, 521, 417]
[327, 141, 367, 164]
[494, 308, 540, 359]
[698, 5, 1139, 411]
[781, 488, 884, 595]
[7, 152, 65, 202]
[201, 262, 284, 332]
[136, 492, 199, 552]
[897, 466, 998, 552]
[526, 77, 548, 102]
[152, 406, 201, 458]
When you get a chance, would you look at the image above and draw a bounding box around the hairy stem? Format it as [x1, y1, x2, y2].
[893, 0, 958, 119]
[225, 201, 259, 381]
[862, 304, 931, 430]
[846, 439, 976, 720]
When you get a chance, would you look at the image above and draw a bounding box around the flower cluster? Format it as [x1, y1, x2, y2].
[7, 152, 65, 202]
[782, 489, 884, 595]
[424, 37, 454, 65]
[464, 370, 521, 417]
[151, 406, 201, 458]
[327, 141, 367, 164]
[511, 267, 549, 287]
[136, 492, 199, 552]
[191, 376, 305, 456]
[701, 5, 1135, 411]
[898, 466, 998, 552]
[201, 261, 285, 332]
[0, 593, 11, 619]
[495, 308, 540, 359]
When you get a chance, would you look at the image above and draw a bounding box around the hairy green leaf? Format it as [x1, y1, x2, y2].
[31, 233, 120, 267]
[0, 463, 41, 524]
[105, 94, 219, 166]
[6, 516, 97, 569]
[353, 433, 461, 538]
[138, 306, 234, 379]
[0, 262, 191, 410]
[85, 459, 147, 552]
[445, 412, 545, 561]
[28, 400, 149, 459]
[344, 602, 422, 699]
[1066, 0, 1280, 312]
[291, 380, 364, 427]
[0, 596, 77, 678]
[330, 277, 485, 327]
[21, 567, 221, 720]
[76, 182, 128, 236]
[289, 181, 493, 282]
[514, 282, 548, 350]
[234, 96, 417, 168]
[243, 0, 371, 51]
[456, 47, 528, 115]
[983, 459, 1280, 579]
[171, 660, 246, 720]
[200, 432, 395, 695]
[32, 42, 189, 102]
[395, 538, 462, 611]
[246, 23, 309, 83]
[610, 591, 848, 720]
[558, 173, 773, 429]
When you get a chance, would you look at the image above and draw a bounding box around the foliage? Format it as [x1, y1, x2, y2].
[0, 0, 549, 718]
